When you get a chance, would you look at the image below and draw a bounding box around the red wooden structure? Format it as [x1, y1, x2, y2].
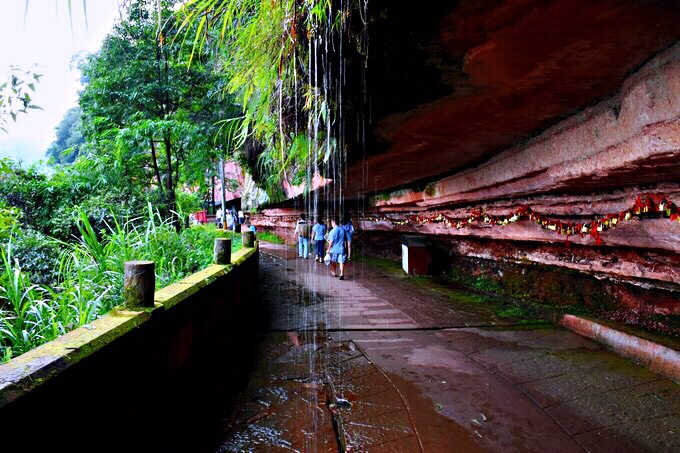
[194, 211, 208, 224]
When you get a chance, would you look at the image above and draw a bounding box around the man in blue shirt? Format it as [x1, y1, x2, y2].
[327, 216, 347, 280]
[312, 216, 326, 262]
[342, 212, 355, 261]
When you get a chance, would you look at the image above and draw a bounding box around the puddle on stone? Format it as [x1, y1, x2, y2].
[216, 425, 299, 452]
[332, 398, 352, 409]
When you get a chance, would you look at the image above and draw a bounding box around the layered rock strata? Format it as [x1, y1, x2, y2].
[253, 44, 680, 314]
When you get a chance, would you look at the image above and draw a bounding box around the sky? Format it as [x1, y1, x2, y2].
[0, 0, 120, 165]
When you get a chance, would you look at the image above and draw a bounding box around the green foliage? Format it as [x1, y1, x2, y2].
[176, 190, 203, 218]
[0, 159, 144, 241]
[79, 0, 237, 223]
[0, 66, 42, 133]
[177, 0, 351, 199]
[472, 276, 503, 293]
[11, 228, 62, 286]
[45, 107, 84, 165]
[0, 243, 57, 359]
[0, 208, 242, 363]
[0, 0, 256, 363]
[0, 161, 80, 235]
[0, 205, 19, 239]
[256, 231, 285, 244]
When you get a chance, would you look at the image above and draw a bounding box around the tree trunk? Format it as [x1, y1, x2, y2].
[163, 136, 180, 231]
[149, 139, 164, 196]
[167, 188, 179, 231]
[211, 174, 216, 215]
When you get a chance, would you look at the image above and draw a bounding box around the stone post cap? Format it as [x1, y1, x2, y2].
[125, 260, 155, 266]
[124, 261, 155, 308]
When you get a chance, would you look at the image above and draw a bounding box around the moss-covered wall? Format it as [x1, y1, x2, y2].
[0, 246, 260, 452]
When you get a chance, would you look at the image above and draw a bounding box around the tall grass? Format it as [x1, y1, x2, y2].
[0, 242, 58, 358]
[0, 207, 241, 363]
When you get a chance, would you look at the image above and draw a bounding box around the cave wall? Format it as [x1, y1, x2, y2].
[342, 0, 680, 197]
[371, 43, 680, 207]
[359, 230, 680, 315]
[253, 43, 680, 315]
[362, 44, 680, 312]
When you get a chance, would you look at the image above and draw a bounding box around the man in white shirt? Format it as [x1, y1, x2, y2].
[215, 208, 223, 228]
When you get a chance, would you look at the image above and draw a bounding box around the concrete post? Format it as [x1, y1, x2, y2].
[242, 230, 255, 248]
[214, 238, 232, 264]
[124, 261, 155, 308]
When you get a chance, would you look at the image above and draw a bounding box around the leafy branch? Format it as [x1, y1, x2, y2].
[0, 66, 42, 133]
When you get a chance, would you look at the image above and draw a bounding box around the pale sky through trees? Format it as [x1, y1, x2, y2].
[0, 0, 119, 164]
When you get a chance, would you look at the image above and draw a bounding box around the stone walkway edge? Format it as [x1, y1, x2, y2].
[559, 314, 680, 382]
[466, 284, 680, 383]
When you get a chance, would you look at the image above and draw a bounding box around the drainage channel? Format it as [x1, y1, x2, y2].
[314, 337, 428, 453]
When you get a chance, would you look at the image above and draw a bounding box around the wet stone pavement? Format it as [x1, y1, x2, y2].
[209, 243, 680, 452]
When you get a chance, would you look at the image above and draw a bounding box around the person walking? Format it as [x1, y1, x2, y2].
[312, 216, 326, 262]
[215, 207, 223, 228]
[327, 216, 347, 280]
[294, 213, 310, 259]
[230, 207, 238, 232]
[342, 212, 355, 261]
[226, 210, 234, 231]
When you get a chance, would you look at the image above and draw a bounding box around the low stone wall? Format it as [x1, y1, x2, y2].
[0, 245, 260, 452]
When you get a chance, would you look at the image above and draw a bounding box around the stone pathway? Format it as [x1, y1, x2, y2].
[209, 244, 679, 452]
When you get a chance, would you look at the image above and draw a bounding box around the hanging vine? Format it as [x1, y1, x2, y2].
[177, 0, 361, 201]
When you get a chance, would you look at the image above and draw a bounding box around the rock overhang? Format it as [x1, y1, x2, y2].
[329, 0, 680, 202]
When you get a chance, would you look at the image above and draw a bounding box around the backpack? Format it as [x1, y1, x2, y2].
[296, 221, 311, 238]
[302, 223, 313, 239]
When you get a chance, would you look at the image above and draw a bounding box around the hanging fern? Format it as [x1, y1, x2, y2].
[177, 0, 360, 199]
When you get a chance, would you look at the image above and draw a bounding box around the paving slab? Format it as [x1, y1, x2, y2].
[210, 333, 337, 453]
[341, 389, 404, 422]
[547, 380, 680, 435]
[573, 415, 680, 452]
[519, 364, 662, 408]
[351, 330, 582, 452]
[444, 333, 506, 354]
[207, 246, 680, 452]
[493, 351, 597, 385]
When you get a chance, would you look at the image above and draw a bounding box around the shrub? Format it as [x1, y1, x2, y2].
[0, 208, 242, 363]
[11, 228, 62, 286]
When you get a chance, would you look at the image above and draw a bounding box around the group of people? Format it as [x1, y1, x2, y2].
[215, 206, 244, 232]
[294, 213, 354, 281]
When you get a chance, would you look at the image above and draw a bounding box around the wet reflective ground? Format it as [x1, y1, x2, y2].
[213, 331, 337, 452]
[205, 244, 679, 452]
